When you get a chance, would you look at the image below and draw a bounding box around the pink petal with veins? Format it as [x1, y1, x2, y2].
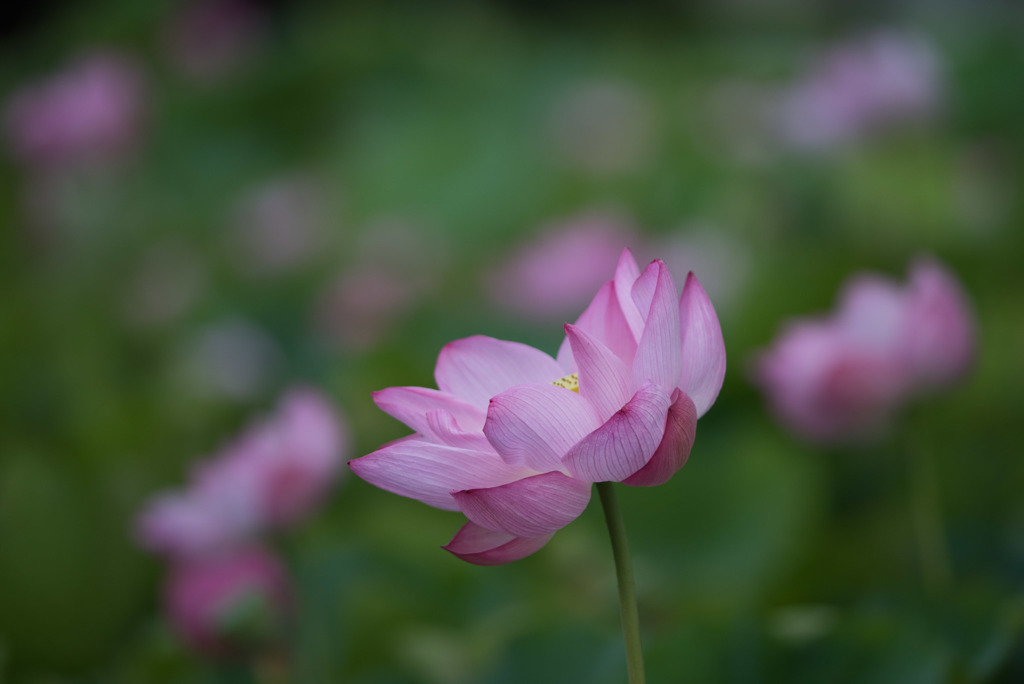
[443, 522, 553, 565]
[453, 471, 591, 538]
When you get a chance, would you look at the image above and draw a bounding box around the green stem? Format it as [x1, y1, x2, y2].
[907, 438, 952, 595]
[596, 481, 646, 684]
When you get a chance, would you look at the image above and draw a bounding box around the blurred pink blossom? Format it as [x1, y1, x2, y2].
[163, 0, 267, 83]
[164, 547, 291, 658]
[485, 211, 637, 321]
[3, 51, 147, 169]
[137, 388, 347, 558]
[313, 218, 448, 349]
[199, 388, 347, 528]
[773, 31, 943, 150]
[228, 175, 334, 276]
[351, 250, 725, 564]
[754, 257, 975, 443]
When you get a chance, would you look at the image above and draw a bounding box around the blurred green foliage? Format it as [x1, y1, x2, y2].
[1, 1, 1023, 682]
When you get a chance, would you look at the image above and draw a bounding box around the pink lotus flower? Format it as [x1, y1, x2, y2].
[3, 51, 146, 169]
[350, 249, 725, 564]
[137, 388, 346, 558]
[164, 546, 291, 658]
[754, 257, 975, 443]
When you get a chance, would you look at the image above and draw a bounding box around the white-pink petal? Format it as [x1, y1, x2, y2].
[484, 384, 601, 473]
[373, 386, 487, 434]
[564, 382, 673, 482]
[452, 471, 591, 538]
[434, 335, 565, 408]
[613, 248, 645, 341]
[557, 280, 638, 369]
[442, 522, 553, 565]
[565, 323, 632, 422]
[678, 272, 727, 418]
[348, 439, 534, 512]
[424, 409, 493, 450]
[631, 261, 682, 392]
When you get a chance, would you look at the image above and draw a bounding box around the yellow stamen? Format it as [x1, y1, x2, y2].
[552, 373, 579, 393]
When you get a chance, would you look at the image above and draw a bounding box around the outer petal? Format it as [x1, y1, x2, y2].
[348, 439, 534, 511]
[565, 324, 631, 422]
[435, 336, 565, 407]
[613, 248, 645, 341]
[452, 471, 591, 538]
[484, 384, 601, 472]
[622, 390, 697, 487]
[373, 386, 487, 434]
[678, 272, 726, 418]
[632, 261, 682, 393]
[557, 280, 638, 369]
[564, 382, 673, 483]
[442, 522, 553, 565]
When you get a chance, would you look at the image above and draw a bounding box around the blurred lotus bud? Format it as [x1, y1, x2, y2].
[772, 31, 943, 151]
[755, 257, 975, 443]
[3, 51, 147, 170]
[163, 0, 267, 83]
[164, 547, 291, 658]
[485, 210, 636, 321]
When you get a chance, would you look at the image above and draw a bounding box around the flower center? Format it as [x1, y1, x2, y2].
[551, 373, 579, 393]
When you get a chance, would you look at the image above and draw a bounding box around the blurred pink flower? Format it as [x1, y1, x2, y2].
[754, 257, 975, 443]
[201, 388, 348, 528]
[485, 211, 637, 321]
[350, 249, 725, 564]
[163, 0, 267, 83]
[164, 546, 291, 658]
[3, 51, 146, 169]
[137, 388, 347, 558]
[313, 218, 448, 350]
[773, 31, 943, 150]
[228, 175, 333, 276]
